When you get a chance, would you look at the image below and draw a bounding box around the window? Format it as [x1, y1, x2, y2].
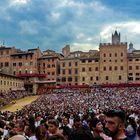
[89, 67, 92, 71]
[96, 76, 99, 81]
[75, 62, 78, 66]
[128, 77, 133, 81]
[115, 53, 117, 57]
[75, 69, 78, 74]
[75, 77, 78, 82]
[103, 67, 106, 71]
[114, 66, 117, 71]
[1, 51, 3, 55]
[82, 77, 85, 81]
[95, 67, 98, 71]
[69, 62, 71, 67]
[106, 76, 109, 80]
[109, 53, 112, 57]
[47, 64, 50, 68]
[104, 53, 106, 57]
[82, 67, 85, 72]
[95, 60, 99, 62]
[18, 55, 22, 59]
[129, 73, 133, 76]
[120, 66, 123, 70]
[136, 78, 140, 80]
[52, 72, 55, 75]
[19, 62, 22, 67]
[43, 63, 45, 67]
[121, 52, 123, 57]
[68, 77, 72, 82]
[5, 62, 9, 67]
[136, 66, 139, 70]
[135, 59, 139, 61]
[62, 62, 65, 67]
[13, 71, 16, 75]
[129, 59, 132, 61]
[25, 70, 28, 74]
[62, 69, 65, 75]
[62, 77, 66, 82]
[30, 62, 33, 65]
[109, 66, 112, 71]
[88, 60, 92, 63]
[90, 77, 93, 81]
[69, 69, 71, 74]
[129, 66, 132, 70]
[82, 60, 85, 63]
[52, 64, 55, 67]
[136, 73, 140, 76]
[0, 63, 3, 67]
[119, 75, 122, 80]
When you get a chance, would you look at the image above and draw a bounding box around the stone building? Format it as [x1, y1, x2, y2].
[37, 49, 62, 85]
[0, 46, 17, 74]
[0, 31, 140, 92]
[99, 31, 128, 84]
[0, 72, 24, 92]
[128, 49, 140, 83]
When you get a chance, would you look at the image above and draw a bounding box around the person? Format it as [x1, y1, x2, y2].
[48, 119, 61, 136]
[49, 134, 66, 140]
[126, 117, 137, 140]
[8, 135, 26, 140]
[89, 117, 111, 140]
[104, 110, 128, 140]
[69, 115, 93, 140]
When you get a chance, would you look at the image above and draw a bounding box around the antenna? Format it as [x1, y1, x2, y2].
[2, 40, 5, 46]
[100, 35, 102, 43]
[125, 35, 127, 42]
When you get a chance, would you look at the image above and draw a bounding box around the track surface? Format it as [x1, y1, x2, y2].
[0, 96, 39, 112]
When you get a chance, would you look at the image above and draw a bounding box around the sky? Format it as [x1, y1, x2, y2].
[0, 0, 140, 52]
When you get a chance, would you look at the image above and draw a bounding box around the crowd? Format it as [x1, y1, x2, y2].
[0, 87, 140, 140]
[0, 90, 33, 107]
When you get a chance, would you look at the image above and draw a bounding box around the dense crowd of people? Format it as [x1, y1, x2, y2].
[0, 87, 140, 140]
[0, 90, 33, 107]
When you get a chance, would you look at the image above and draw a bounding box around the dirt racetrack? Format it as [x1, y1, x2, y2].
[0, 95, 39, 112]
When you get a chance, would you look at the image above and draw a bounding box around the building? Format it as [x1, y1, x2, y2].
[0, 72, 24, 92]
[99, 31, 128, 84]
[128, 50, 140, 83]
[0, 31, 140, 93]
[10, 47, 42, 93]
[0, 46, 17, 74]
[79, 50, 100, 85]
[37, 49, 62, 85]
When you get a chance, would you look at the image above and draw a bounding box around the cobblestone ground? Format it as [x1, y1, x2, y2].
[0, 95, 39, 112]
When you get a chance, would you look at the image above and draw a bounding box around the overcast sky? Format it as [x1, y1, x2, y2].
[0, 0, 140, 52]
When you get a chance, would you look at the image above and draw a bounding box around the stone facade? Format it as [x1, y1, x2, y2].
[0, 31, 140, 92]
[0, 72, 24, 92]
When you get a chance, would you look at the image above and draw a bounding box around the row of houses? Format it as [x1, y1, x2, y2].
[0, 31, 140, 93]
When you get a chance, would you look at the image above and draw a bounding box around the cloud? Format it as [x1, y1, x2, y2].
[71, 43, 98, 52]
[9, 0, 30, 6]
[51, 12, 61, 20]
[19, 20, 40, 35]
[100, 21, 140, 41]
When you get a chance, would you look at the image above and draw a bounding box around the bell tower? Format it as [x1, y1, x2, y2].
[112, 30, 120, 44]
